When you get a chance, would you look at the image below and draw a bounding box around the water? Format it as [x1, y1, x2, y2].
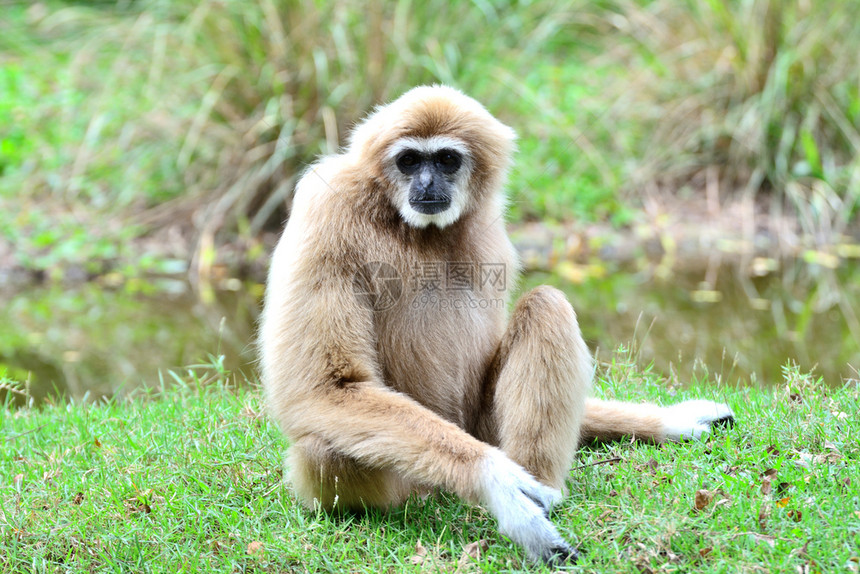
[2, 259, 858, 405]
[523, 258, 860, 387]
[0, 279, 259, 405]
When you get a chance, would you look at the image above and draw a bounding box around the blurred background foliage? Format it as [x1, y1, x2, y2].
[1, 0, 859, 276]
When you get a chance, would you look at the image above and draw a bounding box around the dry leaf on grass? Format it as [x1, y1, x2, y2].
[246, 541, 264, 556]
[458, 539, 489, 567]
[787, 509, 803, 522]
[758, 504, 770, 529]
[796, 450, 844, 468]
[761, 468, 792, 496]
[124, 499, 152, 514]
[597, 509, 614, 524]
[694, 489, 716, 511]
[814, 452, 843, 464]
[409, 540, 428, 565]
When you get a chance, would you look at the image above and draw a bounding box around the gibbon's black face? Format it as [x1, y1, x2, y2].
[395, 148, 464, 215]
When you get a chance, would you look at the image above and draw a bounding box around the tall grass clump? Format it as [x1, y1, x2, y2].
[4, 0, 860, 277]
[609, 0, 860, 235]
[139, 0, 591, 265]
[2, 0, 601, 274]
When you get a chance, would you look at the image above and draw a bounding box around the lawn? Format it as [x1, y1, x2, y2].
[2, 359, 857, 572]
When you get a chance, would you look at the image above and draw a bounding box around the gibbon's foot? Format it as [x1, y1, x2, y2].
[663, 400, 735, 441]
[543, 541, 579, 566]
[478, 449, 578, 564]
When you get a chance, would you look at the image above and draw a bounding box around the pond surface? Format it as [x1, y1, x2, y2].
[2, 258, 858, 405]
[0, 279, 260, 406]
[525, 258, 860, 387]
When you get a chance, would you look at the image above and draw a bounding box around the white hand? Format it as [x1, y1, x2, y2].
[477, 449, 577, 564]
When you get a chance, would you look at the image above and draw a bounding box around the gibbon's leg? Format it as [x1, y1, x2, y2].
[581, 398, 735, 443]
[474, 285, 735, 477]
[277, 382, 575, 563]
[287, 435, 414, 511]
[476, 286, 593, 491]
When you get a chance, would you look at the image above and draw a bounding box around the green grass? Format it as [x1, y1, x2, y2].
[2, 359, 858, 572]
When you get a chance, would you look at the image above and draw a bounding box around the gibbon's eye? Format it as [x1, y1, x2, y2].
[396, 151, 422, 174]
[435, 149, 462, 173]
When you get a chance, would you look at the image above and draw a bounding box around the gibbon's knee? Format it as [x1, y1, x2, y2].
[488, 285, 593, 490]
[288, 436, 412, 512]
[509, 286, 580, 341]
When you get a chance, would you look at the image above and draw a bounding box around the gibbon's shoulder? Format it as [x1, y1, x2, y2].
[284, 154, 389, 262]
[294, 155, 348, 204]
[289, 155, 359, 227]
[274, 155, 362, 274]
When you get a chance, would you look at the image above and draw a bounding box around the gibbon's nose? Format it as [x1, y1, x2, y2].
[418, 168, 435, 192]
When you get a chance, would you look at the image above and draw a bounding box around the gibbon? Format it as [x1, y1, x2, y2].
[259, 85, 734, 564]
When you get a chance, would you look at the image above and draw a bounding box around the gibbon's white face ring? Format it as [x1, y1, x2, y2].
[384, 136, 473, 229]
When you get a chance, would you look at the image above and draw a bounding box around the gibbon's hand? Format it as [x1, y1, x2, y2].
[477, 449, 577, 565]
[662, 399, 735, 441]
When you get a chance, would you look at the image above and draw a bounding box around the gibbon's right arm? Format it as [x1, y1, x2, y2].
[259, 171, 575, 564]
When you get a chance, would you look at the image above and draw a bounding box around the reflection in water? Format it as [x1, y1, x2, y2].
[0, 281, 259, 405]
[522, 258, 860, 386]
[1, 259, 857, 405]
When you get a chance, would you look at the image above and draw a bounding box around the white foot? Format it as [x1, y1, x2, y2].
[662, 399, 735, 441]
[477, 449, 577, 564]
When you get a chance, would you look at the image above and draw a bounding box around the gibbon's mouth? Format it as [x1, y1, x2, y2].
[410, 197, 451, 215]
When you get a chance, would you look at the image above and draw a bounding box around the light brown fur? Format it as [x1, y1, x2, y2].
[260, 86, 733, 563]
